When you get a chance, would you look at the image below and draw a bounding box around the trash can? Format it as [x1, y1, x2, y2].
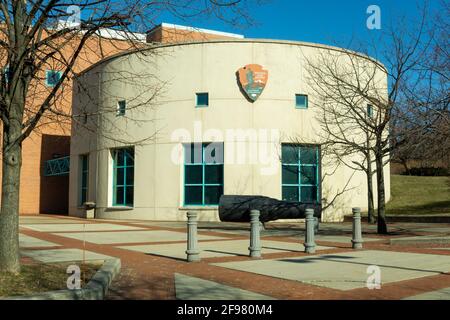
[83, 202, 96, 219]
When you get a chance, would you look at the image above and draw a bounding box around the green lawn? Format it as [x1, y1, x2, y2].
[0, 262, 99, 297]
[386, 175, 450, 215]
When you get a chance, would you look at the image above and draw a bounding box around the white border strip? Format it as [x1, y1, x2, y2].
[160, 23, 244, 39]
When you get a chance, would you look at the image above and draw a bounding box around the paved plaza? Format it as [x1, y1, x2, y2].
[21, 248, 112, 263]
[213, 250, 450, 290]
[175, 274, 275, 300]
[17, 215, 450, 300]
[21, 223, 143, 232]
[19, 234, 61, 248]
[118, 240, 332, 260]
[52, 230, 224, 244]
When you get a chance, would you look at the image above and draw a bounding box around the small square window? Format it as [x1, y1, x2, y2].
[117, 100, 126, 116]
[196, 93, 209, 107]
[295, 94, 308, 109]
[46, 70, 62, 87]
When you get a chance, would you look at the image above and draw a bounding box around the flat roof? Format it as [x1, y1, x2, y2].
[148, 22, 245, 39]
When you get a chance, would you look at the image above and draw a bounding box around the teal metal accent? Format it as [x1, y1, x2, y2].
[44, 156, 70, 176]
[281, 145, 320, 203]
[184, 143, 224, 206]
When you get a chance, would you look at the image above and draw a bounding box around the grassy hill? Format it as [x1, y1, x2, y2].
[386, 175, 450, 215]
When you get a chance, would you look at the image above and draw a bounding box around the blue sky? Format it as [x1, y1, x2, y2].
[158, 0, 441, 49]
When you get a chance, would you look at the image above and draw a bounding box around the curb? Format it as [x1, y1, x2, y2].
[3, 258, 121, 300]
[344, 215, 450, 224]
[390, 237, 450, 246]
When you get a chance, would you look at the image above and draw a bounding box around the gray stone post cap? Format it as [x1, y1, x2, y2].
[187, 211, 198, 218]
[250, 210, 260, 216]
[83, 202, 96, 209]
[305, 208, 314, 215]
[352, 207, 361, 214]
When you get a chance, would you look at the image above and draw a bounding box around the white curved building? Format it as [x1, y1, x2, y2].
[69, 38, 390, 222]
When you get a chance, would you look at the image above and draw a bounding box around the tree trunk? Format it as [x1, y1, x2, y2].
[367, 171, 376, 224]
[366, 153, 376, 224]
[375, 152, 388, 234]
[0, 87, 25, 273]
[401, 158, 410, 175]
[0, 142, 22, 273]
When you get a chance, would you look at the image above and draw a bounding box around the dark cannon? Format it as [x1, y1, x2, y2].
[219, 195, 322, 223]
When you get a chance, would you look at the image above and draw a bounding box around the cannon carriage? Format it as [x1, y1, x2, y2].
[218, 195, 322, 223]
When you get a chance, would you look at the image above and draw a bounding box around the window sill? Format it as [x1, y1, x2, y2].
[179, 206, 218, 211]
[105, 206, 134, 211]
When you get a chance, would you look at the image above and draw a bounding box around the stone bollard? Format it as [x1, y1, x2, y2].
[248, 210, 262, 258]
[83, 202, 96, 219]
[314, 217, 320, 233]
[351, 207, 363, 249]
[186, 212, 200, 262]
[304, 208, 316, 254]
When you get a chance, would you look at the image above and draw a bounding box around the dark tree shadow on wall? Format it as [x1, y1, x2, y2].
[39, 134, 70, 215]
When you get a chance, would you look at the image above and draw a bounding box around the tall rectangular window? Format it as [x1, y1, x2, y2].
[282, 144, 320, 203]
[117, 100, 126, 116]
[45, 70, 62, 87]
[196, 93, 209, 107]
[112, 147, 134, 206]
[295, 94, 308, 109]
[367, 104, 373, 118]
[3, 66, 11, 83]
[79, 154, 89, 205]
[184, 142, 224, 206]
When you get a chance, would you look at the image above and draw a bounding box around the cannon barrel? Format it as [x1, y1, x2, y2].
[218, 195, 322, 223]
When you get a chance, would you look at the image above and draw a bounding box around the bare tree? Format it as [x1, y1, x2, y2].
[0, 0, 260, 273]
[302, 6, 433, 234]
[392, 1, 450, 173]
[302, 49, 381, 226]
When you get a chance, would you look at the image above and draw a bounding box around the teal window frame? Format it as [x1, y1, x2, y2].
[79, 154, 89, 205]
[117, 100, 126, 116]
[184, 142, 224, 206]
[281, 144, 320, 204]
[196, 93, 209, 107]
[295, 94, 308, 109]
[45, 70, 62, 87]
[112, 147, 134, 207]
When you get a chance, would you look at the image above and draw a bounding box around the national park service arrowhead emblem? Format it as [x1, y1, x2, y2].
[237, 64, 268, 102]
